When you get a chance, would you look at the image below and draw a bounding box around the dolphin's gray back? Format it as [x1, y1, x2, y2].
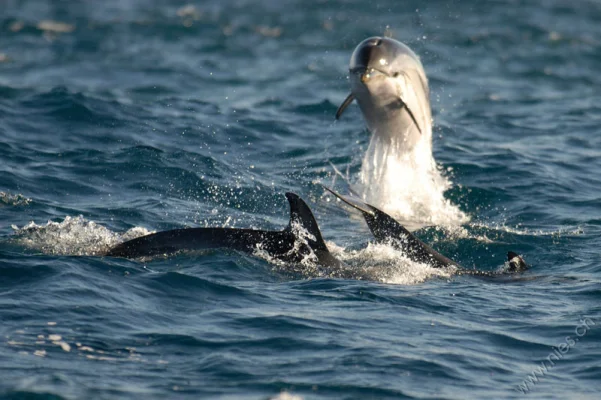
[106, 192, 344, 269]
[106, 228, 291, 259]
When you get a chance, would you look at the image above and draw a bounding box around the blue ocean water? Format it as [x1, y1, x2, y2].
[1, 0, 601, 398]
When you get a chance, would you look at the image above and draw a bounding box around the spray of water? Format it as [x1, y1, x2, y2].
[356, 133, 469, 230]
[11, 216, 151, 256]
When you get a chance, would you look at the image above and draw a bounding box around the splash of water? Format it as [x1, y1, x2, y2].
[11, 216, 151, 256]
[259, 233, 454, 285]
[328, 241, 454, 284]
[0, 191, 32, 206]
[8, 214, 456, 284]
[357, 133, 469, 229]
[253, 220, 324, 276]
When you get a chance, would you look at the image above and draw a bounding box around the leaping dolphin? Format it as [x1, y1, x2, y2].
[336, 36, 431, 150]
[334, 36, 469, 227]
[106, 193, 342, 268]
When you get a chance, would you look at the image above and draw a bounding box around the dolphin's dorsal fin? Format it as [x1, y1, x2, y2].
[285, 192, 328, 251]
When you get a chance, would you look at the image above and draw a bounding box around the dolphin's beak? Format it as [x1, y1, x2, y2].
[341, 66, 422, 135]
[335, 66, 369, 120]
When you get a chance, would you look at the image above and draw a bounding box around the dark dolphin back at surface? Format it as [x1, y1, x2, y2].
[106, 192, 342, 268]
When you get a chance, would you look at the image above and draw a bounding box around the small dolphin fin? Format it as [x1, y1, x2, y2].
[322, 185, 373, 215]
[323, 185, 409, 242]
[507, 251, 528, 272]
[335, 93, 355, 120]
[285, 192, 328, 252]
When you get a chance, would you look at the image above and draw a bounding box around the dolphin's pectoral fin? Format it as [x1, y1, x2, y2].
[398, 97, 422, 135]
[507, 251, 528, 272]
[335, 93, 355, 120]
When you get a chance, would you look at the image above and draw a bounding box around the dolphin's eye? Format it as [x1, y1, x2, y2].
[392, 72, 400, 78]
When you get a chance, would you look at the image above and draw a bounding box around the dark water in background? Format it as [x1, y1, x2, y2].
[1, 0, 601, 398]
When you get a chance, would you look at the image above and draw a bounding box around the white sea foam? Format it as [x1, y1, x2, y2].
[11, 216, 151, 256]
[329, 241, 454, 285]
[0, 191, 32, 206]
[470, 221, 584, 237]
[253, 221, 324, 277]
[7, 329, 154, 364]
[259, 236, 453, 285]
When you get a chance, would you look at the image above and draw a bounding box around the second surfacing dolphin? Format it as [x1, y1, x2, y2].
[323, 186, 528, 275]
